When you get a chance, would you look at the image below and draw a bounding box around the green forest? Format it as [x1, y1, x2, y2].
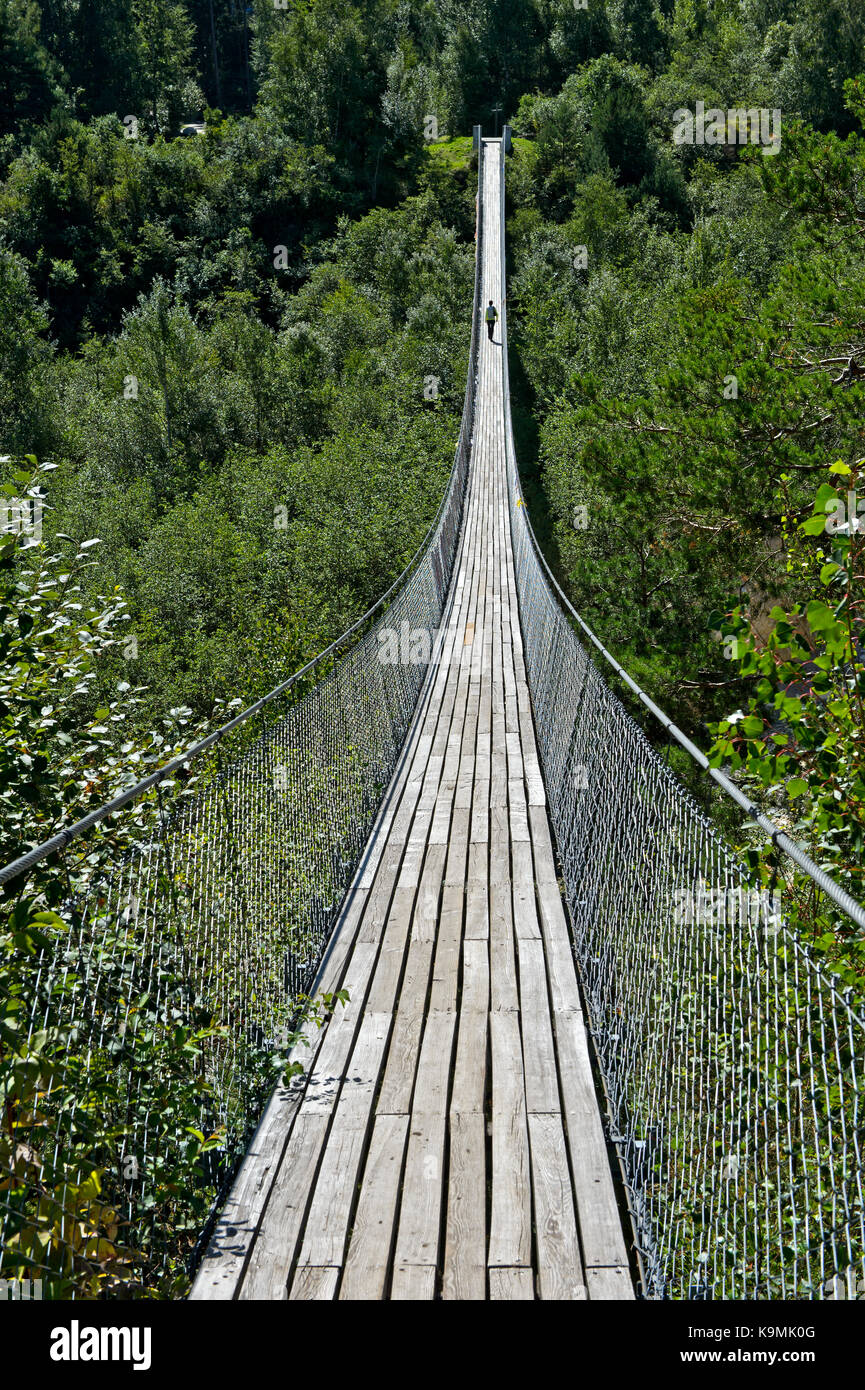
[1, 0, 864, 1297]
[2, 0, 864, 884]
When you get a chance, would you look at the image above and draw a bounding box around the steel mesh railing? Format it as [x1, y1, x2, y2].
[498, 137, 865, 1301]
[0, 149, 486, 1299]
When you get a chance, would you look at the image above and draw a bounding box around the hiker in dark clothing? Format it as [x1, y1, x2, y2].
[485, 299, 498, 341]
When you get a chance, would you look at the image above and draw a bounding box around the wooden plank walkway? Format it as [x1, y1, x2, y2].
[190, 140, 633, 1302]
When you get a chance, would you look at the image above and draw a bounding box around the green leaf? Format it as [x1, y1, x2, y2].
[806, 600, 835, 632]
[814, 483, 838, 510]
[786, 778, 808, 799]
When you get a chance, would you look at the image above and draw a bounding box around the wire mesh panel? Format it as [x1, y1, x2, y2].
[497, 139, 865, 1301]
[0, 153, 486, 1300]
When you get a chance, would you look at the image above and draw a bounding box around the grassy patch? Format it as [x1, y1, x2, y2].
[423, 136, 475, 172]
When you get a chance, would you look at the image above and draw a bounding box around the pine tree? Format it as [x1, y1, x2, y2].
[0, 0, 58, 135]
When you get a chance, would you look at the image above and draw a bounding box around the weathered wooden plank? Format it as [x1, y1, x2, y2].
[443, 807, 471, 886]
[523, 763, 546, 807]
[508, 778, 530, 842]
[365, 888, 417, 1013]
[239, 1113, 330, 1300]
[489, 1267, 534, 1301]
[339, 1114, 408, 1301]
[488, 1011, 531, 1268]
[460, 937, 490, 1017]
[392, 1111, 448, 1271]
[410, 844, 446, 943]
[292, 1126, 368, 1273]
[393, 1012, 456, 1269]
[528, 807, 585, 1017]
[465, 841, 489, 940]
[410, 1009, 456, 1116]
[289, 1267, 340, 1301]
[489, 871, 519, 1014]
[442, 1111, 487, 1301]
[376, 940, 434, 1115]
[326, 1010, 390, 1129]
[517, 937, 561, 1115]
[450, 942, 488, 1118]
[357, 847, 400, 943]
[511, 842, 539, 938]
[587, 1265, 635, 1300]
[554, 1009, 631, 1271]
[390, 1265, 436, 1300]
[490, 749, 508, 807]
[528, 1113, 586, 1300]
[469, 780, 490, 843]
[300, 941, 379, 1115]
[505, 733, 522, 779]
[489, 805, 510, 881]
[428, 883, 463, 1014]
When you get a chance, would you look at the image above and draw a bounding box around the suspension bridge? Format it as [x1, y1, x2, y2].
[190, 135, 630, 1302]
[2, 134, 864, 1303]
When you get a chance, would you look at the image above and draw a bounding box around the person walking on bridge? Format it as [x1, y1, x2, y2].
[485, 299, 498, 342]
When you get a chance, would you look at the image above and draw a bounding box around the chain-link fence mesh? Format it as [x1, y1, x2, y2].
[498, 137, 865, 1302]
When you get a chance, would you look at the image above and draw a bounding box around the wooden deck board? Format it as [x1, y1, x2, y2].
[488, 1010, 532, 1269]
[489, 1267, 535, 1301]
[442, 1111, 486, 1301]
[338, 1114, 408, 1301]
[190, 139, 631, 1304]
[528, 1112, 586, 1301]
